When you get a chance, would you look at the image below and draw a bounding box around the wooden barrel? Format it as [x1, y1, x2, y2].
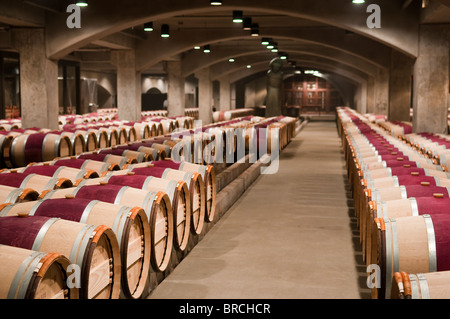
[43, 158, 120, 174]
[391, 270, 450, 299]
[372, 214, 450, 299]
[0, 172, 73, 194]
[115, 143, 165, 161]
[138, 160, 216, 222]
[120, 166, 205, 236]
[0, 134, 13, 168]
[0, 185, 39, 203]
[99, 148, 150, 163]
[86, 174, 191, 252]
[11, 165, 99, 183]
[62, 131, 86, 156]
[0, 197, 150, 299]
[77, 153, 135, 169]
[0, 215, 121, 299]
[0, 244, 77, 299]
[10, 133, 73, 167]
[42, 184, 173, 273]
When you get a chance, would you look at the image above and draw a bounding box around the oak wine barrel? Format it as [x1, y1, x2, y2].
[0, 244, 77, 299]
[391, 270, 450, 299]
[0, 215, 121, 299]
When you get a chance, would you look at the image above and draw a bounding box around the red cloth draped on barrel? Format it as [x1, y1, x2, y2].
[0, 215, 52, 250]
[404, 185, 450, 198]
[24, 133, 47, 163]
[74, 184, 122, 203]
[78, 153, 108, 162]
[33, 198, 93, 221]
[107, 174, 149, 189]
[415, 197, 450, 215]
[21, 165, 60, 177]
[149, 160, 181, 170]
[430, 214, 450, 271]
[396, 175, 440, 187]
[0, 172, 29, 188]
[129, 166, 167, 178]
[53, 158, 87, 169]
[390, 167, 426, 177]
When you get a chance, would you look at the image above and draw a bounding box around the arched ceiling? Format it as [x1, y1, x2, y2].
[0, 0, 448, 87]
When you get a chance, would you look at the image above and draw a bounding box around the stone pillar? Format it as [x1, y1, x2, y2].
[366, 76, 375, 114]
[413, 25, 449, 134]
[219, 75, 231, 111]
[164, 61, 185, 117]
[111, 50, 141, 122]
[374, 67, 390, 116]
[195, 68, 213, 125]
[389, 50, 413, 122]
[13, 29, 59, 130]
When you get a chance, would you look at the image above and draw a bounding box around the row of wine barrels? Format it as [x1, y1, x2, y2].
[337, 107, 450, 299]
[0, 197, 150, 299]
[2, 164, 99, 184]
[40, 184, 174, 274]
[105, 165, 206, 236]
[0, 244, 77, 299]
[0, 172, 73, 194]
[10, 133, 73, 168]
[0, 215, 121, 299]
[0, 184, 39, 203]
[76, 174, 191, 253]
[391, 270, 450, 299]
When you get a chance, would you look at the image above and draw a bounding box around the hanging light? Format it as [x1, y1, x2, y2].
[233, 10, 243, 23]
[261, 38, 271, 46]
[251, 23, 259, 37]
[279, 52, 288, 60]
[144, 22, 153, 32]
[243, 17, 252, 30]
[75, 0, 88, 6]
[246, 65, 252, 69]
[229, 58, 235, 62]
[161, 24, 170, 38]
[267, 41, 277, 50]
[194, 46, 201, 50]
[203, 45, 211, 53]
[210, 0, 222, 5]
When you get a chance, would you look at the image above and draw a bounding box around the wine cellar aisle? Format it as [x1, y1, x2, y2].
[148, 120, 368, 299]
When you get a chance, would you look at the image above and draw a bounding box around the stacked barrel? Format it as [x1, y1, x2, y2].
[337, 106, 450, 299]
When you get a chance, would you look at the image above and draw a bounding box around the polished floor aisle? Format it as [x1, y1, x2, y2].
[148, 120, 369, 299]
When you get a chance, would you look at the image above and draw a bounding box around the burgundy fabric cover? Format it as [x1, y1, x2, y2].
[33, 198, 92, 222]
[98, 149, 126, 157]
[0, 215, 51, 250]
[78, 153, 108, 162]
[384, 160, 418, 169]
[0, 172, 28, 188]
[390, 167, 426, 177]
[415, 197, 450, 216]
[53, 159, 86, 169]
[130, 166, 167, 178]
[149, 160, 181, 170]
[22, 165, 60, 177]
[107, 175, 148, 189]
[75, 184, 122, 203]
[396, 175, 439, 187]
[404, 185, 450, 198]
[430, 214, 450, 271]
[24, 133, 47, 163]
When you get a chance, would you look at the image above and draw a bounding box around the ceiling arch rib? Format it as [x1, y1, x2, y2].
[45, 0, 420, 60]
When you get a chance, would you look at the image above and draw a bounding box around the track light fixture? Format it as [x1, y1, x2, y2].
[75, 0, 88, 6]
[233, 10, 243, 23]
[144, 22, 153, 32]
[161, 24, 170, 38]
[243, 17, 252, 30]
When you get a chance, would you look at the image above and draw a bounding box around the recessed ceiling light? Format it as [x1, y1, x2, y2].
[210, 0, 222, 5]
[352, 0, 365, 3]
[75, 0, 88, 6]
[229, 58, 235, 62]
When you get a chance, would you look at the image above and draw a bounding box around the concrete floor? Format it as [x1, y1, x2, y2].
[148, 120, 370, 299]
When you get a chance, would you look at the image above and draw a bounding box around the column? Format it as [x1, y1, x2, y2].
[374, 67, 390, 116]
[111, 50, 141, 122]
[195, 68, 213, 125]
[14, 29, 59, 130]
[389, 50, 413, 122]
[219, 75, 231, 111]
[412, 25, 449, 134]
[164, 60, 185, 117]
[366, 76, 375, 114]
